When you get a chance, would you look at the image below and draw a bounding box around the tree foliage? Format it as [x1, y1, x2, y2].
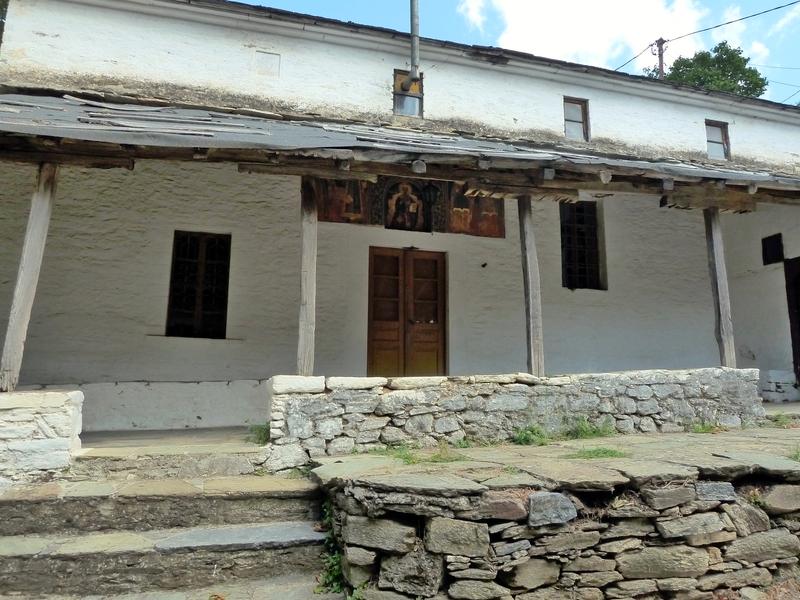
[644, 41, 768, 98]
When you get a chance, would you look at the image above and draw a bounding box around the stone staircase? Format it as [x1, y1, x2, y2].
[0, 472, 329, 597]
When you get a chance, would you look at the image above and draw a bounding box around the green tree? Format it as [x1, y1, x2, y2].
[644, 41, 768, 98]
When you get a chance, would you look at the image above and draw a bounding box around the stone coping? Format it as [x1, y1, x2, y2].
[311, 428, 800, 492]
[0, 475, 317, 502]
[0, 390, 83, 411]
[0, 521, 325, 558]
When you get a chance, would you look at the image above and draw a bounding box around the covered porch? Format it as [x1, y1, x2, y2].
[1, 93, 799, 437]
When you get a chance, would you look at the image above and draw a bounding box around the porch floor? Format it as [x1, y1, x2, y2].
[78, 427, 256, 457]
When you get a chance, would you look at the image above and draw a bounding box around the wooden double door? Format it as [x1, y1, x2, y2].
[368, 247, 447, 377]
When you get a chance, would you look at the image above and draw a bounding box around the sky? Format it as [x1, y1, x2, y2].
[238, 0, 800, 104]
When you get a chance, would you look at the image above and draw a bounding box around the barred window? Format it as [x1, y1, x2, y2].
[166, 230, 231, 339]
[560, 201, 604, 290]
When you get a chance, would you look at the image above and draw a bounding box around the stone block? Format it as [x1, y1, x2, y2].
[598, 538, 643, 553]
[270, 375, 325, 394]
[405, 414, 434, 435]
[721, 502, 769, 537]
[264, 443, 308, 472]
[425, 518, 489, 557]
[448, 580, 511, 599]
[697, 567, 772, 591]
[343, 516, 417, 553]
[762, 484, 800, 515]
[486, 394, 527, 412]
[388, 377, 446, 390]
[564, 556, 617, 572]
[695, 481, 736, 502]
[378, 546, 443, 597]
[342, 555, 373, 587]
[504, 559, 560, 590]
[327, 377, 387, 390]
[642, 486, 696, 510]
[636, 399, 660, 415]
[538, 531, 600, 552]
[579, 571, 623, 587]
[616, 546, 710, 579]
[656, 513, 725, 539]
[451, 569, 496, 580]
[327, 436, 355, 455]
[434, 416, 460, 433]
[315, 418, 343, 440]
[724, 528, 800, 563]
[528, 492, 577, 527]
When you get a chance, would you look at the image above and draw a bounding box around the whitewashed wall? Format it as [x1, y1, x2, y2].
[0, 160, 739, 429]
[1, 0, 798, 170]
[724, 205, 800, 401]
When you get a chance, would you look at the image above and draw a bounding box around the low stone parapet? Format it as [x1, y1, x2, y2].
[0, 390, 83, 482]
[265, 368, 764, 469]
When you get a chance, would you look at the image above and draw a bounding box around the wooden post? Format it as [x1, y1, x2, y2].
[297, 179, 319, 376]
[703, 207, 736, 368]
[1, 163, 58, 392]
[517, 195, 545, 376]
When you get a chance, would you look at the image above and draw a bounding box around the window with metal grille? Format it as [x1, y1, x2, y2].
[564, 97, 589, 141]
[166, 230, 231, 339]
[560, 201, 604, 290]
[706, 120, 730, 160]
[762, 233, 784, 266]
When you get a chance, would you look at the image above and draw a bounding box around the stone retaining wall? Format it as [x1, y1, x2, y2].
[265, 368, 764, 470]
[321, 469, 800, 599]
[0, 390, 83, 482]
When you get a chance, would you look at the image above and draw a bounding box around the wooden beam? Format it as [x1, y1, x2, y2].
[0, 163, 58, 392]
[703, 207, 736, 368]
[517, 196, 545, 376]
[297, 179, 319, 376]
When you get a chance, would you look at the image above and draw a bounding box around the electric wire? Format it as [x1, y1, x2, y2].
[782, 88, 800, 102]
[614, 0, 800, 71]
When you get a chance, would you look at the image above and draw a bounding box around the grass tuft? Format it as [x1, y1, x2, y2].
[689, 421, 726, 434]
[771, 413, 793, 429]
[565, 447, 627, 459]
[426, 440, 467, 463]
[563, 416, 616, 440]
[247, 423, 270, 445]
[512, 424, 551, 446]
[789, 446, 800, 462]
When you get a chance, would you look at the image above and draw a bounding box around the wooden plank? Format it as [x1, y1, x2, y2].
[704, 207, 736, 368]
[297, 179, 319, 376]
[517, 196, 545, 376]
[0, 163, 58, 392]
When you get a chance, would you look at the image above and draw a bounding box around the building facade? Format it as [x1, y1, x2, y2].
[0, 0, 799, 431]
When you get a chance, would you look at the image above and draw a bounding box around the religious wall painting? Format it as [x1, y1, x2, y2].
[314, 179, 370, 224]
[447, 186, 505, 238]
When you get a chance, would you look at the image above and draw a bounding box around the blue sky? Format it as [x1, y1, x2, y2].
[239, 0, 800, 103]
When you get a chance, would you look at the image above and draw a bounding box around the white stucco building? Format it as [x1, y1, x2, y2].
[0, 0, 799, 431]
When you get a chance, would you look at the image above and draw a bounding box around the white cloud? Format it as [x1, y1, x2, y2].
[748, 40, 770, 64]
[457, 0, 487, 31]
[458, 0, 708, 72]
[769, 3, 800, 35]
[711, 5, 745, 48]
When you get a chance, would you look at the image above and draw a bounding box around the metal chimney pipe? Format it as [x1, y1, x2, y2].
[402, 0, 420, 91]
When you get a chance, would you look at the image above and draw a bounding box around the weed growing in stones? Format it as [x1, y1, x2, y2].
[563, 416, 616, 440]
[771, 413, 793, 429]
[503, 465, 523, 475]
[789, 446, 800, 462]
[426, 440, 467, 463]
[315, 500, 345, 595]
[689, 421, 726, 434]
[246, 423, 270, 445]
[512, 424, 551, 446]
[283, 466, 311, 479]
[565, 447, 627, 459]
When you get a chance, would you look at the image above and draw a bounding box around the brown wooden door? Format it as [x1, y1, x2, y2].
[368, 247, 446, 376]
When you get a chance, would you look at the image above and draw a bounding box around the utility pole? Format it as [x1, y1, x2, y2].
[656, 37, 666, 79]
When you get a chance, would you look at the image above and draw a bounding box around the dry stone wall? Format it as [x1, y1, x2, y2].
[265, 369, 764, 471]
[322, 472, 800, 599]
[0, 390, 83, 483]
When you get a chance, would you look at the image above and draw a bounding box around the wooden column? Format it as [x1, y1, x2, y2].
[517, 195, 545, 376]
[1, 163, 58, 392]
[297, 180, 319, 376]
[703, 207, 736, 368]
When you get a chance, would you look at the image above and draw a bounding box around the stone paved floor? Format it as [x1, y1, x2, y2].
[313, 427, 800, 491]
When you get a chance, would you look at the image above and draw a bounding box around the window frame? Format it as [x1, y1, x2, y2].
[165, 230, 232, 340]
[705, 120, 731, 160]
[563, 97, 590, 142]
[393, 69, 424, 118]
[559, 200, 606, 291]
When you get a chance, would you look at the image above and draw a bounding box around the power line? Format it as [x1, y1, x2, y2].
[614, 0, 800, 72]
[614, 43, 655, 71]
[667, 0, 800, 42]
[755, 64, 800, 70]
[769, 79, 800, 87]
[782, 89, 800, 103]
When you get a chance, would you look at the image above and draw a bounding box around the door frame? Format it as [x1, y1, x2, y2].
[785, 257, 800, 382]
[367, 246, 448, 376]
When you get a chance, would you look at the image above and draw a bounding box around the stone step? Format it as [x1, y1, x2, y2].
[0, 573, 341, 600]
[68, 442, 269, 480]
[0, 475, 321, 535]
[0, 521, 327, 596]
